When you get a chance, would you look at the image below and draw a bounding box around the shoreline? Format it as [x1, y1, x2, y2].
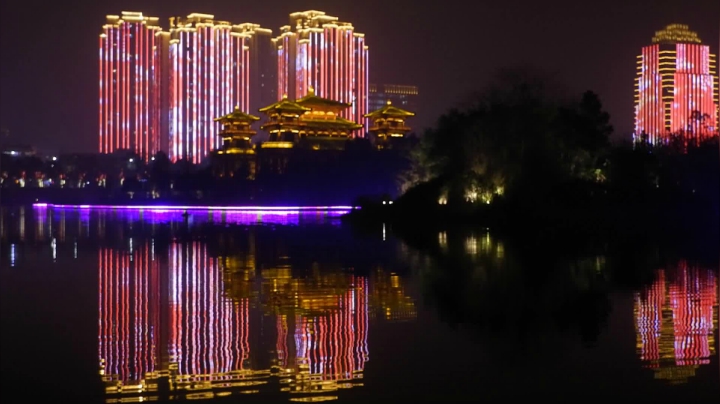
[342, 199, 720, 244]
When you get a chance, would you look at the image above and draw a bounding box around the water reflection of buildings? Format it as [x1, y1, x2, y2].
[634, 262, 719, 384]
[256, 267, 369, 398]
[98, 238, 416, 402]
[168, 242, 264, 395]
[99, 241, 161, 390]
[2, 205, 350, 249]
[369, 268, 417, 322]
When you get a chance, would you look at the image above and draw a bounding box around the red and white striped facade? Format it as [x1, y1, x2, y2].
[99, 10, 372, 159]
[99, 12, 163, 160]
[634, 24, 718, 145]
[275, 11, 369, 135]
[168, 14, 251, 163]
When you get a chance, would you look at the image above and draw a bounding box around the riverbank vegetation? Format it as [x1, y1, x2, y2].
[349, 68, 719, 238]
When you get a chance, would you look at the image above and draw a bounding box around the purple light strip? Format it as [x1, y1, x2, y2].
[33, 203, 358, 212]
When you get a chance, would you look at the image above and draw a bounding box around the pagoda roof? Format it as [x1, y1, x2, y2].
[295, 87, 352, 110]
[303, 115, 362, 130]
[364, 100, 415, 118]
[258, 95, 311, 114]
[214, 106, 260, 122]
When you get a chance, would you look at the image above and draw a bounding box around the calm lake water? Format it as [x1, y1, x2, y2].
[0, 205, 718, 403]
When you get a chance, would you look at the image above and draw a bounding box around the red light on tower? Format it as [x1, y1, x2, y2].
[99, 12, 163, 160]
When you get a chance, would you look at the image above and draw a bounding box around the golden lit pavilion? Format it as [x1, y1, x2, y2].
[214, 105, 260, 154]
[259, 87, 362, 150]
[364, 100, 415, 149]
[212, 106, 260, 179]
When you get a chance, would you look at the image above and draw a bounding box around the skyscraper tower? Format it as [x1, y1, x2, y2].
[634, 24, 719, 145]
[273, 10, 369, 135]
[168, 13, 251, 163]
[99, 12, 163, 160]
[236, 23, 277, 132]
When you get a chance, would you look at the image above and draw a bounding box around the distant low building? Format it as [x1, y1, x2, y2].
[369, 84, 418, 118]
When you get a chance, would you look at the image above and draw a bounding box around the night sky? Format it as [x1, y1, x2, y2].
[0, 0, 718, 154]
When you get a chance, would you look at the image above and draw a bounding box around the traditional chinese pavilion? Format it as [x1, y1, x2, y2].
[259, 87, 362, 150]
[364, 100, 415, 149]
[212, 106, 260, 179]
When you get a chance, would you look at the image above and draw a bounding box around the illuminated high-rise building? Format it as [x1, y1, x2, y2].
[274, 10, 369, 135]
[236, 23, 277, 132]
[168, 14, 251, 163]
[99, 12, 164, 160]
[369, 84, 418, 115]
[634, 24, 719, 145]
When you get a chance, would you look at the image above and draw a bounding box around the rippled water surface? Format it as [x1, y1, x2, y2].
[0, 205, 718, 403]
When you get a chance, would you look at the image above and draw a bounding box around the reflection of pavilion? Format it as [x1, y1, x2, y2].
[369, 268, 417, 322]
[634, 262, 718, 384]
[97, 238, 413, 402]
[258, 267, 369, 400]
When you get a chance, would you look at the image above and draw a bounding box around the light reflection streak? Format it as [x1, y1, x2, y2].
[19, 206, 25, 241]
[10, 244, 16, 267]
[0, 208, 5, 242]
[35, 206, 46, 241]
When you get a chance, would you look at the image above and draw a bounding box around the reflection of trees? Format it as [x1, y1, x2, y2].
[402, 230, 611, 348]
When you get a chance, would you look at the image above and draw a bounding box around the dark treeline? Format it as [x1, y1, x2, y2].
[0, 144, 411, 206]
[351, 68, 720, 239]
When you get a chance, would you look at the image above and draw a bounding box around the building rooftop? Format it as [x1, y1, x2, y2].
[302, 116, 362, 130]
[258, 95, 311, 114]
[295, 87, 352, 110]
[651, 24, 702, 44]
[365, 100, 415, 119]
[214, 106, 260, 123]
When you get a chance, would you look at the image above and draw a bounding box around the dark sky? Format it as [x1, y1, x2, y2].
[1, 0, 718, 153]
